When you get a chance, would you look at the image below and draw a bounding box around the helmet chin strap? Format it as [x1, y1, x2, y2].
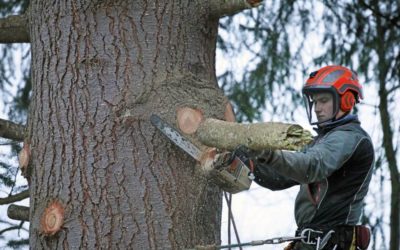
[318, 111, 350, 127]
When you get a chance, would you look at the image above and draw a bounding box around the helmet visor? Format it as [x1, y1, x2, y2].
[303, 89, 339, 125]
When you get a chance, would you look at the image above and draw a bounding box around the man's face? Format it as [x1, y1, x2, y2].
[311, 92, 334, 123]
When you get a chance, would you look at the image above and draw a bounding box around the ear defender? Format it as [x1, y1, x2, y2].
[340, 92, 355, 112]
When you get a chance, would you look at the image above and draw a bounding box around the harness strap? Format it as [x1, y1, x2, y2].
[295, 225, 370, 250]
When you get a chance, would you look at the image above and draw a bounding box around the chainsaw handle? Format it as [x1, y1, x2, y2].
[213, 152, 235, 170]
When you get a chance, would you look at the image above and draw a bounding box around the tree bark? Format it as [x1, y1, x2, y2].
[7, 205, 30, 222]
[27, 1, 260, 249]
[196, 118, 313, 151]
[0, 14, 30, 43]
[0, 118, 26, 141]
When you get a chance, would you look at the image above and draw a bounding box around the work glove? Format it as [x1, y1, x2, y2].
[212, 145, 274, 176]
[233, 145, 274, 165]
[233, 145, 274, 180]
[212, 145, 255, 170]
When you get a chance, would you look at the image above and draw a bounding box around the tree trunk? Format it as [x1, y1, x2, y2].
[27, 1, 240, 248]
[375, 8, 400, 249]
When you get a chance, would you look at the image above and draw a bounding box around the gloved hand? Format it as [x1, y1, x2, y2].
[232, 145, 274, 181]
[212, 145, 253, 170]
[212, 145, 274, 170]
[231, 145, 252, 166]
[233, 145, 274, 165]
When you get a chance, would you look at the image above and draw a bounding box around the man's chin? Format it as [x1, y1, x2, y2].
[317, 117, 330, 126]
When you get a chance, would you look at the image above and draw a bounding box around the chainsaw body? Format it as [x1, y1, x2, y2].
[210, 157, 252, 194]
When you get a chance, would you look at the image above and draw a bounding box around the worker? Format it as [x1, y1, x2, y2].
[231, 65, 374, 250]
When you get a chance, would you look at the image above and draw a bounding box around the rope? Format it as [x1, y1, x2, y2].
[223, 160, 256, 249]
[227, 192, 231, 248]
[223, 192, 242, 250]
[193, 235, 304, 250]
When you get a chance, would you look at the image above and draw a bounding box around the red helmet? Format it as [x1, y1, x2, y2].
[302, 65, 363, 125]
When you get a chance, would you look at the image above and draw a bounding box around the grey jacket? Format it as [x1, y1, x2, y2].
[253, 115, 374, 228]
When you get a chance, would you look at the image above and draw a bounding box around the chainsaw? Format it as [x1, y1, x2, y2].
[150, 114, 252, 194]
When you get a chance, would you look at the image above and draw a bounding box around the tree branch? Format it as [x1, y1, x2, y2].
[7, 205, 30, 221]
[387, 84, 400, 95]
[359, 0, 400, 28]
[0, 118, 26, 141]
[196, 118, 313, 151]
[210, 0, 263, 18]
[0, 225, 22, 235]
[0, 221, 28, 235]
[0, 14, 30, 43]
[0, 190, 29, 205]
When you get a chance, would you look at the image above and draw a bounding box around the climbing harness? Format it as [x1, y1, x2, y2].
[218, 220, 337, 249]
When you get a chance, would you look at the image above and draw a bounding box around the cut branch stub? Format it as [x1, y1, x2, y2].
[40, 200, 65, 236]
[199, 147, 217, 172]
[18, 141, 31, 178]
[177, 107, 204, 135]
[8, 204, 30, 221]
[209, 0, 264, 18]
[0, 118, 26, 141]
[196, 118, 313, 151]
[0, 14, 30, 43]
[247, 0, 263, 7]
[224, 102, 235, 122]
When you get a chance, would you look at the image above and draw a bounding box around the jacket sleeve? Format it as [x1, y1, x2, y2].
[259, 129, 362, 184]
[253, 163, 299, 190]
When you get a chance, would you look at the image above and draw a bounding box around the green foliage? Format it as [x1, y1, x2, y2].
[0, 0, 29, 16]
[0, 0, 30, 99]
[7, 68, 31, 123]
[317, 0, 400, 86]
[218, 1, 317, 122]
[0, 161, 16, 187]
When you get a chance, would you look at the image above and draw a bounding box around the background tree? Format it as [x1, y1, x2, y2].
[318, 2, 400, 248]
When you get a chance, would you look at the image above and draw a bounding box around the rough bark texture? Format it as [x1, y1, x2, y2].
[196, 118, 313, 151]
[27, 1, 239, 249]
